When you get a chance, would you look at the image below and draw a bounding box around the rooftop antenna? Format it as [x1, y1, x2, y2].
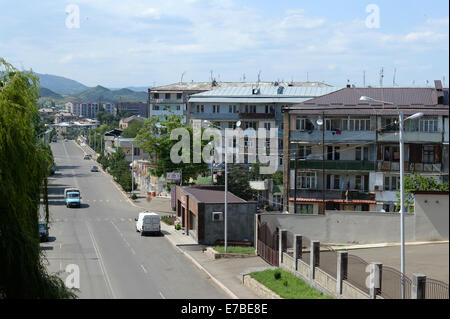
[393, 68, 397, 86]
[426, 80, 429, 87]
[379, 67, 384, 87]
[257, 70, 261, 84]
[180, 71, 186, 83]
[242, 73, 246, 82]
[210, 70, 213, 82]
[443, 76, 446, 87]
[412, 80, 415, 86]
[363, 70, 366, 87]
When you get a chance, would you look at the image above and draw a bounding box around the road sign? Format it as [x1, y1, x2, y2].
[167, 172, 181, 182]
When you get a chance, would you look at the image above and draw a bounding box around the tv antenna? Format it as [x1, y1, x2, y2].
[257, 70, 261, 84]
[393, 68, 397, 86]
[180, 71, 186, 83]
[379, 67, 384, 87]
[363, 70, 366, 87]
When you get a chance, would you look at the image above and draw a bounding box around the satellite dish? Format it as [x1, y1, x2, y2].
[316, 119, 324, 126]
[236, 120, 241, 128]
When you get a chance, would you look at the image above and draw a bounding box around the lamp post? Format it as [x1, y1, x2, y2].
[360, 96, 423, 299]
[204, 120, 241, 253]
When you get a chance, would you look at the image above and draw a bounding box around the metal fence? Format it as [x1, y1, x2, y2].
[425, 278, 449, 299]
[346, 254, 370, 295]
[257, 221, 279, 266]
[380, 266, 412, 299]
[319, 245, 338, 278]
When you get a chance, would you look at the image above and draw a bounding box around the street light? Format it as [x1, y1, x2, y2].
[203, 120, 241, 253]
[360, 95, 423, 299]
[316, 117, 325, 214]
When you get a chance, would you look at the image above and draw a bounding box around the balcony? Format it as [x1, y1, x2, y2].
[291, 129, 376, 143]
[377, 161, 442, 173]
[291, 160, 376, 171]
[239, 112, 275, 119]
[150, 98, 184, 104]
[289, 189, 373, 201]
[377, 131, 442, 143]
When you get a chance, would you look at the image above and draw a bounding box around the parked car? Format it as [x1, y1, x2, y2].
[135, 212, 161, 236]
[91, 166, 99, 172]
[50, 164, 56, 175]
[83, 154, 91, 160]
[39, 221, 49, 242]
[64, 188, 81, 208]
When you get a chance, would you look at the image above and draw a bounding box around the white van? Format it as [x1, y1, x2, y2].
[135, 212, 161, 236]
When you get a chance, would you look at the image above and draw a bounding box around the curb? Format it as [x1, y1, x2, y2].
[330, 240, 450, 251]
[163, 231, 238, 299]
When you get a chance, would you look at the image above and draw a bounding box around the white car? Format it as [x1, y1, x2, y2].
[135, 212, 161, 236]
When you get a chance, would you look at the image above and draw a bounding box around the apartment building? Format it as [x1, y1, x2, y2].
[148, 80, 331, 122]
[66, 101, 116, 118]
[187, 84, 341, 172]
[284, 81, 449, 214]
[117, 101, 146, 117]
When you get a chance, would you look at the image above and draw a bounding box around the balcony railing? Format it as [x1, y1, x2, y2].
[377, 161, 442, 172]
[289, 189, 373, 201]
[150, 98, 184, 104]
[239, 112, 275, 119]
[291, 160, 376, 171]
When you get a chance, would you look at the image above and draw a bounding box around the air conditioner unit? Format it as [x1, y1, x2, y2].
[374, 185, 381, 191]
[212, 212, 223, 222]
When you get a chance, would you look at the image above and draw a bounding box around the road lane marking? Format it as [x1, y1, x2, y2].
[140, 265, 147, 274]
[85, 222, 117, 299]
[130, 248, 136, 255]
[159, 291, 166, 299]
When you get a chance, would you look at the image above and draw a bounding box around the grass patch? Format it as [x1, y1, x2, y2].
[250, 268, 332, 299]
[213, 246, 255, 255]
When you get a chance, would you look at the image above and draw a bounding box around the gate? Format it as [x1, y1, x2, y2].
[257, 220, 279, 266]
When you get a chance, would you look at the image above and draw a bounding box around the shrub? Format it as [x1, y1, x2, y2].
[175, 224, 181, 230]
[130, 193, 137, 200]
[274, 270, 281, 280]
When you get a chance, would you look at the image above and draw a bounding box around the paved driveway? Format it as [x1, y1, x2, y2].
[348, 243, 449, 283]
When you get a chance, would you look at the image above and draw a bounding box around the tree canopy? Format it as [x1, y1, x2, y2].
[0, 58, 76, 298]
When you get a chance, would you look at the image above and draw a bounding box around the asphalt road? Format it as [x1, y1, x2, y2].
[41, 140, 227, 299]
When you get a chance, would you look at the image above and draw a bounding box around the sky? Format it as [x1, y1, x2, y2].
[0, 0, 448, 88]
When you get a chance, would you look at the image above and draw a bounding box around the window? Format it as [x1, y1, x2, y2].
[264, 122, 271, 130]
[327, 174, 341, 190]
[326, 118, 342, 131]
[213, 105, 220, 113]
[384, 176, 399, 191]
[384, 146, 399, 162]
[344, 118, 371, 131]
[296, 118, 313, 131]
[327, 146, 340, 160]
[244, 121, 257, 130]
[265, 105, 274, 114]
[420, 117, 438, 132]
[355, 147, 369, 161]
[383, 118, 399, 131]
[153, 105, 160, 110]
[196, 105, 204, 113]
[355, 175, 362, 190]
[133, 147, 140, 156]
[423, 146, 435, 163]
[165, 93, 171, 99]
[153, 93, 159, 99]
[228, 105, 237, 113]
[297, 146, 312, 159]
[244, 105, 256, 113]
[177, 93, 182, 99]
[176, 105, 181, 111]
[296, 172, 316, 189]
[296, 204, 314, 214]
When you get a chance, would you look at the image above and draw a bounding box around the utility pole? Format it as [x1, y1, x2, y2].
[399, 111, 406, 299]
[131, 143, 134, 194]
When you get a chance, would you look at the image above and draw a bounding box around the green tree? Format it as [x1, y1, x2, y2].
[121, 120, 144, 138]
[216, 166, 256, 201]
[135, 113, 208, 184]
[0, 59, 76, 298]
[396, 174, 449, 212]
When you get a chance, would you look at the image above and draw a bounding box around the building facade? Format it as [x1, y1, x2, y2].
[187, 85, 341, 172]
[284, 81, 449, 214]
[66, 101, 116, 118]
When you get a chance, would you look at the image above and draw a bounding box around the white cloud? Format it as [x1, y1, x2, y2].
[58, 54, 73, 64]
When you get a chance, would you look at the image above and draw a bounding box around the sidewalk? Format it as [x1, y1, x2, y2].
[161, 220, 271, 299]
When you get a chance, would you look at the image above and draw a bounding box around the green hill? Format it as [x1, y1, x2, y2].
[34, 73, 88, 95]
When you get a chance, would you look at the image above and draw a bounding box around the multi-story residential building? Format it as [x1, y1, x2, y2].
[117, 101, 146, 117]
[187, 84, 341, 172]
[148, 80, 332, 122]
[284, 81, 449, 214]
[66, 101, 116, 118]
[119, 115, 145, 129]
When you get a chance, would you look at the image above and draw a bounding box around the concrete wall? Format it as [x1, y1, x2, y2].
[261, 193, 449, 244]
[202, 202, 257, 245]
[414, 193, 449, 241]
